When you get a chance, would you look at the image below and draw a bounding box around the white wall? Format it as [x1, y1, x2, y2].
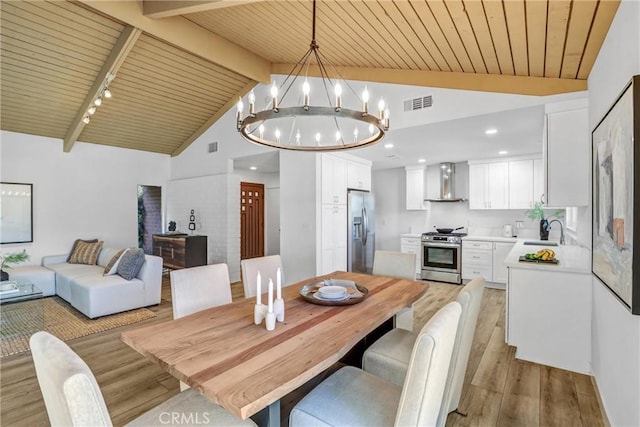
[0, 131, 170, 265]
[587, 1, 640, 425]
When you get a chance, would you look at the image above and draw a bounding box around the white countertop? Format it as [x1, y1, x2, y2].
[462, 235, 518, 243]
[504, 240, 591, 274]
[400, 233, 422, 238]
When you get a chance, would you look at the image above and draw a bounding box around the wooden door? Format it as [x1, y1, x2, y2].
[240, 182, 265, 260]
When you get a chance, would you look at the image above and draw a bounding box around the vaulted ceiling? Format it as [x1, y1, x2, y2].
[0, 0, 620, 156]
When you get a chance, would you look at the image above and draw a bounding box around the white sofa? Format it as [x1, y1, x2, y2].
[42, 249, 163, 319]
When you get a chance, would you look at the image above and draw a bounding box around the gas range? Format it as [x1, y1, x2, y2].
[421, 232, 468, 244]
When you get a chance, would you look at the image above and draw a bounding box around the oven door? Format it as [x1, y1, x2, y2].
[422, 242, 460, 272]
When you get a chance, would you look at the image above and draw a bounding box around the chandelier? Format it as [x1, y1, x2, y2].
[236, 0, 389, 151]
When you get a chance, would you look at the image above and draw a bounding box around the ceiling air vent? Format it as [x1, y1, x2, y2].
[403, 95, 433, 112]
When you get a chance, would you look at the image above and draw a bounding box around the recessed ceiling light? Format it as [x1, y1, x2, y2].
[485, 128, 498, 135]
[418, 158, 426, 163]
[384, 143, 394, 149]
[249, 166, 257, 170]
[498, 150, 508, 155]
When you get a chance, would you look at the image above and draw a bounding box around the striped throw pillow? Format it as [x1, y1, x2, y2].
[68, 240, 103, 265]
[103, 248, 128, 276]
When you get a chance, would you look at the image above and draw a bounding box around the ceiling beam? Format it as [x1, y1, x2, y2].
[271, 64, 588, 96]
[64, 25, 142, 153]
[171, 80, 257, 157]
[143, 0, 259, 19]
[79, 0, 270, 84]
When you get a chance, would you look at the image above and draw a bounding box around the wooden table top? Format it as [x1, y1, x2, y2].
[121, 271, 427, 420]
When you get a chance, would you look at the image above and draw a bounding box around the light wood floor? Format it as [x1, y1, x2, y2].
[0, 276, 604, 426]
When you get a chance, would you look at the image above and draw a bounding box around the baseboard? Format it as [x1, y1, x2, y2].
[591, 376, 611, 427]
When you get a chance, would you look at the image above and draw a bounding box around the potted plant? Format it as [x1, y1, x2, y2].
[525, 201, 564, 240]
[0, 249, 30, 281]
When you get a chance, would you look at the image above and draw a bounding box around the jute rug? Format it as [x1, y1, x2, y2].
[0, 297, 156, 358]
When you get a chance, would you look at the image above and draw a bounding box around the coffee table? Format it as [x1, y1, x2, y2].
[0, 279, 43, 304]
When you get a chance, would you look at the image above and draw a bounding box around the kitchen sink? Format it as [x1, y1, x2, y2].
[523, 241, 559, 246]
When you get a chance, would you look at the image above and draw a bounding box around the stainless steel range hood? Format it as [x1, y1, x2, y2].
[425, 162, 465, 202]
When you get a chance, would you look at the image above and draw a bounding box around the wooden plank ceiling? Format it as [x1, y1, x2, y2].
[0, 0, 620, 156]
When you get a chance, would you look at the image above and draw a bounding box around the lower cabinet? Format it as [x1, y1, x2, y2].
[462, 240, 515, 288]
[152, 235, 207, 269]
[400, 236, 421, 279]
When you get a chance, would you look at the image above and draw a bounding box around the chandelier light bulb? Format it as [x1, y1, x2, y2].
[362, 86, 370, 114]
[237, 98, 244, 113]
[315, 132, 321, 145]
[82, 115, 90, 124]
[334, 82, 342, 110]
[384, 108, 390, 129]
[104, 89, 112, 98]
[335, 130, 341, 142]
[259, 124, 265, 139]
[353, 127, 359, 142]
[94, 97, 102, 107]
[303, 79, 310, 109]
[275, 128, 281, 143]
[296, 129, 301, 145]
[369, 124, 375, 135]
[88, 106, 96, 115]
[377, 98, 385, 119]
[248, 90, 256, 115]
[270, 82, 279, 110]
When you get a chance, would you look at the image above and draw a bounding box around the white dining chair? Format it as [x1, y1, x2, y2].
[362, 276, 486, 425]
[372, 250, 417, 280]
[30, 331, 256, 427]
[240, 255, 284, 299]
[289, 301, 462, 427]
[170, 263, 232, 390]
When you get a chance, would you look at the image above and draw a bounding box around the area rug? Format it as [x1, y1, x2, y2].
[0, 297, 156, 358]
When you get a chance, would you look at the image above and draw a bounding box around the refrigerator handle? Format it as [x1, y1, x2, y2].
[362, 207, 368, 246]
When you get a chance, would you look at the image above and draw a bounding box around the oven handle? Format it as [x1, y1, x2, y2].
[422, 242, 460, 249]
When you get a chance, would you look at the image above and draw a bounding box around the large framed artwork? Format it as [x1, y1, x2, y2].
[0, 182, 34, 244]
[592, 75, 640, 314]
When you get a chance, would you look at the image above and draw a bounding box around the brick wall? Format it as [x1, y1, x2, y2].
[141, 186, 162, 254]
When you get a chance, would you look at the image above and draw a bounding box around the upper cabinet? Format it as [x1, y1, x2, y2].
[347, 159, 371, 191]
[405, 166, 428, 210]
[508, 159, 544, 209]
[468, 162, 508, 209]
[544, 99, 589, 207]
[321, 154, 347, 205]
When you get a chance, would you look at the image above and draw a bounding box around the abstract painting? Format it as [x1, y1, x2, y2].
[592, 75, 639, 314]
[0, 182, 33, 244]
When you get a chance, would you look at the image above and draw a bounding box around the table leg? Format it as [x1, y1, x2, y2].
[250, 400, 280, 427]
[394, 304, 414, 331]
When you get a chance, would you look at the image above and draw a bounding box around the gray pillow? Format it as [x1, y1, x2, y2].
[117, 248, 146, 280]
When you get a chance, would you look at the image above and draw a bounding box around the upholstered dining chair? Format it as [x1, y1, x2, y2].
[240, 255, 284, 299]
[170, 263, 232, 390]
[372, 250, 417, 280]
[289, 301, 462, 427]
[362, 276, 486, 425]
[30, 331, 256, 427]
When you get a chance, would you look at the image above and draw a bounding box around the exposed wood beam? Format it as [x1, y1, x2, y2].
[79, 0, 270, 84]
[171, 80, 257, 157]
[271, 64, 587, 96]
[143, 0, 259, 19]
[64, 26, 142, 153]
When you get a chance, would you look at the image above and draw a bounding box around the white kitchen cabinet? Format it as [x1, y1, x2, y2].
[508, 160, 534, 209]
[544, 101, 589, 207]
[462, 239, 515, 287]
[533, 158, 544, 204]
[347, 160, 371, 191]
[400, 236, 422, 278]
[507, 267, 591, 374]
[321, 154, 347, 205]
[320, 204, 347, 274]
[405, 166, 428, 210]
[492, 242, 513, 284]
[468, 162, 508, 209]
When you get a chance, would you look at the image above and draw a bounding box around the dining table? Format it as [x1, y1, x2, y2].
[121, 271, 427, 426]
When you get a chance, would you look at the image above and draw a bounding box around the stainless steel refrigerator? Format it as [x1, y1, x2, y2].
[347, 190, 375, 274]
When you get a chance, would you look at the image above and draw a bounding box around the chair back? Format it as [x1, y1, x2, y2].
[372, 250, 416, 280]
[30, 331, 113, 427]
[394, 301, 461, 427]
[241, 255, 284, 299]
[170, 264, 232, 319]
[439, 276, 486, 422]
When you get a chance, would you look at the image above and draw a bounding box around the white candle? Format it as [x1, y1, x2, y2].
[268, 279, 274, 313]
[256, 271, 261, 305]
[276, 268, 282, 299]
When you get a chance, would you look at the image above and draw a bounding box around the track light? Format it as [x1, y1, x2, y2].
[82, 116, 91, 124]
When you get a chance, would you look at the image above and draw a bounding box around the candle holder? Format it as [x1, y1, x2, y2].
[274, 298, 285, 322]
[265, 312, 276, 331]
[254, 303, 268, 325]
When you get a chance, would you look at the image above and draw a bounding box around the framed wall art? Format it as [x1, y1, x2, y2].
[0, 182, 33, 244]
[592, 75, 640, 314]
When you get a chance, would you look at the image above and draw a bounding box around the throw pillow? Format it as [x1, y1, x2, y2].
[103, 248, 128, 276]
[67, 239, 98, 262]
[117, 248, 146, 280]
[68, 240, 104, 265]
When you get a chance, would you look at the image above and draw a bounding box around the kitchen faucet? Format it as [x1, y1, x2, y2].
[547, 219, 565, 245]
